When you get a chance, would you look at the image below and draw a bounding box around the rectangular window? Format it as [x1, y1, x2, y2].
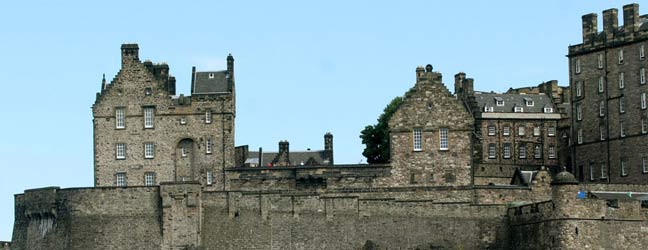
[589, 164, 595, 181]
[641, 68, 646, 84]
[575, 59, 581, 73]
[620, 97, 625, 113]
[620, 121, 626, 137]
[519, 144, 527, 159]
[207, 171, 214, 185]
[206, 139, 212, 154]
[116, 143, 126, 159]
[488, 144, 496, 159]
[544, 107, 553, 113]
[643, 157, 647, 174]
[598, 54, 604, 69]
[144, 142, 155, 159]
[618, 49, 624, 64]
[484, 106, 494, 112]
[116, 173, 126, 187]
[503, 144, 511, 159]
[601, 164, 607, 179]
[548, 126, 556, 136]
[144, 107, 155, 128]
[533, 144, 542, 159]
[576, 104, 582, 121]
[599, 101, 605, 117]
[642, 93, 646, 110]
[599, 76, 605, 92]
[619, 72, 625, 89]
[533, 127, 541, 137]
[495, 97, 504, 106]
[180, 117, 187, 125]
[548, 146, 556, 159]
[439, 128, 449, 150]
[144, 172, 155, 186]
[642, 118, 647, 134]
[600, 125, 606, 140]
[514, 106, 524, 112]
[525, 100, 534, 107]
[413, 128, 422, 151]
[205, 110, 212, 124]
[181, 146, 188, 157]
[116, 107, 125, 129]
[518, 126, 526, 136]
[577, 128, 583, 144]
[576, 81, 582, 97]
[488, 125, 496, 136]
[503, 126, 510, 136]
[641, 45, 646, 59]
[621, 160, 627, 176]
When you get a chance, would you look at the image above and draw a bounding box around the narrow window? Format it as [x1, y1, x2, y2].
[115, 107, 125, 129]
[116, 143, 126, 160]
[589, 164, 595, 181]
[620, 97, 625, 113]
[181, 145, 188, 157]
[600, 125, 606, 141]
[488, 144, 496, 159]
[207, 171, 214, 185]
[548, 146, 556, 159]
[575, 59, 581, 73]
[503, 126, 510, 136]
[534, 144, 542, 159]
[641, 93, 646, 110]
[519, 144, 527, 159]
[413, 128, 422, 151]
[600, 164, 607, 179]
[642, 118, 647, 134]
[598, 76, 605, 92]
[643, 157, 647, 174]
[144, 107, 155, 128]
[641, 68, 646, 84]
[599, 101, 605, 117]
[619, 72, 625, 89]
[439, 128, 449, 150]
[533, 127, 541, 137]
[488, 125, 496, 136]
[621, 160, 627, 176]
[576, 104, 582, 121]
[144, 172, 155, 186]
[620, 121, 626, 137]
[518, 126, 526, 136]
[205, 110, 212, 124]
[641, 45, 646, 60]
[503, 144, 511, 159]
[576, 81, 582, 97]
[598, 54, 604, 69]
[116, 173, 126, 187]
[144, 142, 155, 159]
[548, 126, 556, 137]
[618, 49, 624, 64]
[577, 128, 583, 144]
[206, 139, 212, 154]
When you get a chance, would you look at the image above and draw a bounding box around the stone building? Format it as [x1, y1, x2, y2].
[92, 44, 235, 189]
[456, 75, 562, 185]
[238, 133, 334, 167]
[568, 3, 648, 184]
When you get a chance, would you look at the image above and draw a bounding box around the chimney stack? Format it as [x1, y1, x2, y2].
[120, 43, 139, 67]
[603, 8, 618, 40]
[581, 13, 598, 44]
[623, 4, 640, 34]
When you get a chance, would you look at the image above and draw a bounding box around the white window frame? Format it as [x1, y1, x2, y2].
[181, 146, 188, 157]
[598, 76, 605, 93]
[116, 107, 125, 129]
[599, 101, 605, 117]
[642, 118, 647, 134]
[641, 68, 646, 85]
[206, 171, 214, 185]
[641, 45, 646, 60]
[206, 139, 212, 154]
[577, 128, 583, 144]
[116, 173, 126, 187]
[620, 97, 625, 113]
[484, 106, 494, 112]
[144, 107, 155, 129]
[548, 126, 556, 137]
[488, 125, 496, 136]
[618, 49, 624, 64]
[439, 128, 449, 150]
[601, 164, 607, 179]
[620, 121, 626, 137]
[413, 128, 422, 151]
[589, 164, 595, 181]
[548, 146, 556, 159]
[526, 100, 534, 107]
[598, 54, 604, 69]
[518, 126, 526, 136]
[519, 145, 526, 159]
[544, 107, 553, 113]
[503, 144, 511, 159]
[205, 110, 212, 124]
[488, 144, 496, 159]
[145, 172, 155, 186]
[144, 142, 155, 159]
[533, 127, 541, 137]
[576, 81, 582, 97]
[621, 160, 627, 176]
[514, 106, 524, 113]
[641, 93, 646, 110]
[575, 59, 581, 73]
[576, 104, 582, 121]
[116, 143, 126, 160]
[496, 99, 504, 106]
[180, 117, 187, 125]
[619, 72, 625, 89]
[208, 73, 215, 79]
[643, 157, 647, 174]
[534, 144, 541, 159]
[600, 125, 606, 141]
[503, 126, 510, 136]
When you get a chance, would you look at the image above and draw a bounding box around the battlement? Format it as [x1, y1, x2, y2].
[569, 3, 648, 56]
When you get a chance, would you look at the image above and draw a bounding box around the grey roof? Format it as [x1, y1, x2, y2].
[511, 170, 538, 186]
[474, 92, 556, 114]
[193, 71, 229, 94]
[248, 150, 331, 167]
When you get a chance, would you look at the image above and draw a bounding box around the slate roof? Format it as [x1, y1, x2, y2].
[193, 71, 230, 94]
[511, 170, 539, 186]
[474, 92, 556, 114]
[247, 150, 332, 167]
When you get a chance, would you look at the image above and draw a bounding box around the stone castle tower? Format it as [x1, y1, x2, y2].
[92, 44, 235, 189]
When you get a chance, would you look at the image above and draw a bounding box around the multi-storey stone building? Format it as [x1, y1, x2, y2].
[92, 44, 235, 189]
[569, 3, 648, 184]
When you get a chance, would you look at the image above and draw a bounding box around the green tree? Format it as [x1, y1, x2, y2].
[360, 96, 403, 163]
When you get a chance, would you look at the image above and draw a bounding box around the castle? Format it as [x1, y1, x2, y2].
[6, 3, 648, 250]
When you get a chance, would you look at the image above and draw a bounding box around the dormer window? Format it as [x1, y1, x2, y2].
[544, 105, 553, 113]
[494, 97, 504, 106]
[514, 106, 523, 113]
[524, 98, 534, 107]
[208, 73, 215, 79]
[484, 106, 494, 112]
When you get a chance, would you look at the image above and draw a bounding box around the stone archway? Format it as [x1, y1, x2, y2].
[175, 138, 195, 181]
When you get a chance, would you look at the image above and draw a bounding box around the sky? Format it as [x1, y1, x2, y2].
[0, 0, 640, 240]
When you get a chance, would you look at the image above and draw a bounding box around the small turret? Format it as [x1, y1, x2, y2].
[415, 66, 425, 82]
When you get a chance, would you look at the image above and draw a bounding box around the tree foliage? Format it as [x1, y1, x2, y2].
[360, 96, 403, 163]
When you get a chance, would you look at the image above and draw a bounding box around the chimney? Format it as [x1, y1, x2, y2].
[581, 13, 598, 44]
[415, 66, 425, 82]
[603, 8, 618, 40]
[227, 54, 235, 92]
[190, 66, 196, 94]
[324, 133, 334, 165]
[623, 4, 640, 34]
[258, 147, 263, 167]
[168, 76, 176, 95]
[279, 140, 289, 153]
[101, 74, 106, 91]
[120, 43, 139, 67]
[454, 72, 466, 95]
[464, 78, 474, 95]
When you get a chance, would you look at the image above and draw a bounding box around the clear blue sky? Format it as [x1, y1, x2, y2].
[0, 0, 637, 240]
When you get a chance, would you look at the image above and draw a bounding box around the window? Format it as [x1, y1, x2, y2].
[577, 128, 583, 144]
[439, 128, 449, 150]
[205, 110, 212, 124]
[144, 172, 155, 186]
[575, 59, 581, 73]
[576, 104, 582, 121]
[519, 144, 527, 159]
[589, 164, 595, 181]
[620, 121, 626, 137]
[544, 107, 553, 113]
[599, 101, 605, 117]
[533, 127, 541, 137]
[503, 144, 511, 159]
[180, 117, 187, 125]
[548, 126, 556, 136]
[643, 157, 647, 174]
[484, 106, 494, 112]
[621, 160, 627, 176]
[641, 68, 646, 84]
[144, 107, 155, 128]
[518, 126, 526, 136]
[144, 87, 152, 96]
[413, 128, 422, 151]
[601, 163, 607, 179]
[488, 144, 496, 159]
[620, 97, 625, 113]
[144, 142, 155, 159]
[619, 72, 625, 89]
[116, 173, 126, 187]
[641, 45, 646, 60]
[503, 126, 511, 136]
[642, 93, 646, 110]
[600, 125, 606, 140]
[116, 143, 126, 160]
[181, 146, 188, 157]
[598, 76, 605, 93]
[207, 171, 213, 185]
[576, 81, 582, 97]
[514, 106, 524, 112]
[548, 146, 556, 159]
[115, 107, 125, 129]
[525, 99, 534, 107]
[598, 54, 604, 69]
[488, 125, 496, 136]
[534, 144, 541, 159]
[206, 139, 212, 154]
[642, 118, 647, 134]
[208, 73, 215, 79]
[618, 49, 624, 64]
[495, 98, 504, 106]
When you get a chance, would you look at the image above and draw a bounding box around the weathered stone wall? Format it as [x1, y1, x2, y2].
[0, 241, 9, 250]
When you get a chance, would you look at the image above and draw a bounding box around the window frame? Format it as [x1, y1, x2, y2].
[439, 128, 449, 151]
[518, 126, 526, 136]
[116, 143, 126, 160]
[619, 72, 625, 89]
[144, 106, 155, 129]
[643, 157, 648, 174]
[205, 110, 212, 124]
[503, 144, 511, 159]
[207, 171, 214, 185]
[518, 144, 527, 159]
[577, 128, 583, 144]
[144, 172, 155, 186]
[618, 49, 624, 64]
[621, 160, 627, 176]
[641, 93, 646, 110]
[116, 173, 126, 187]
[589, 164, 595, 181]
[576, 81, 582, 97]
[601, 163, 607, 179]
[641, 68, 646, 85]
[600, 125, 606, 141]
[514, 106, 524, 113]
[548, 126, 556, 137]
[413, 128, 423, 152]
[533, 127, 541, 137]
[642, 118, 647, 134]
[487, 125, 496, 136]
[115, 107, 126, 129]
[144, 142, 155, 159]
[619, 97, 625, 113]
[576, 104, 582, 121]
[548, 145, 556, 159]
[533, 144, 542, 159]
[488, 143, 496, 159]
[206, 139, 212, 154]
[598, 76, 605, 93]
[599, 101, 605, 117]
[503, 126, 510, 136]
[575, 59, 581, 74]
[620, 121, 626, 137]
[598, 54, 604, 69]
